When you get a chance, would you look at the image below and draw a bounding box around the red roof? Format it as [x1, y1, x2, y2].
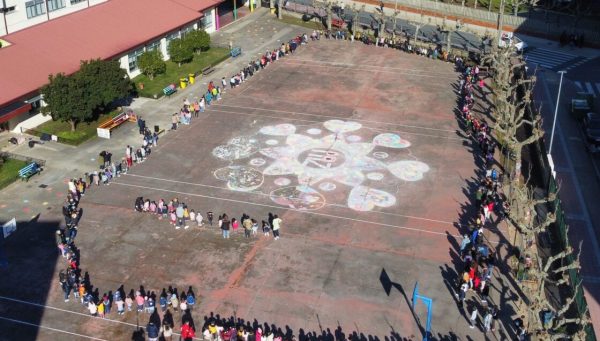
[170, 0, 223, 11]
[0, 0, 216, 107]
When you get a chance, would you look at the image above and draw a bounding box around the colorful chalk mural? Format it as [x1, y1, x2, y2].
[212, 120, 430, 211]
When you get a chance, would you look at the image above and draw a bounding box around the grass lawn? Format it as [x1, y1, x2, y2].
[30, 109, 122, 146]
[0, 158, 28, 190]
[281, 14, 325, 30]
[133, 47, 230, 99]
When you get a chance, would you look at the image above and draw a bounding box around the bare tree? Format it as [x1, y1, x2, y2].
[510, 181, 557, 245]
[350, 4, 365, 35]
[484, 45, 543, 181]
[277, 0, 283, 19]
[315, 0, 336, 30]
[509, 0, 527, 15]
[526, 238, 590, 336]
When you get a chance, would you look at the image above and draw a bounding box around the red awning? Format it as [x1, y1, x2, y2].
[0, 102, 32, 123]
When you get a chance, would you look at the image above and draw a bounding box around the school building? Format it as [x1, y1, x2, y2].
[0, 0, 250, 132]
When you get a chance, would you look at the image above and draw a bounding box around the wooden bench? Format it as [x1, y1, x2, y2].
[202, 65, 215, 76]
[96, 111, 136, 139]
[162, 84, 177, 97]
[19, 162, 40, 182]
[230, 46, 242, 58]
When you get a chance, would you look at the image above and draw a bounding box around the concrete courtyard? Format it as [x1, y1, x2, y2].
[0, 22, 516, 341]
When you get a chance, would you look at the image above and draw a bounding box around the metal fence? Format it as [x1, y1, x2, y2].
[382, 0, 600, 43]
[548, 175, 596, 340]
[0, 151, 46, 167]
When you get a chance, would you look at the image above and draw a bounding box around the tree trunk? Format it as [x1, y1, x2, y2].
[277, 0, 282, 19]
[488, 0, 492, 12]
[447, 30, 452, 52]
[461, 0, 465, 6]
[513, 5, 518, 15]
[474, 0, 478, 9]
[70, 119, 76, 132]
[415, 25, 420, 42]
[326, 5, 332, 30]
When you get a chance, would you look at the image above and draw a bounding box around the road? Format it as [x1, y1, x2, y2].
[285, 0, 487, 52]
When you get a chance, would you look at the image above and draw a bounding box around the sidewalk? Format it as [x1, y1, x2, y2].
[0, 8, 312, 225]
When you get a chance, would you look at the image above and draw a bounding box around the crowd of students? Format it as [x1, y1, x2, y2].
[133, 196, 284, 239]
[451, 64, 527, 338]
[49, 34, 311, 341]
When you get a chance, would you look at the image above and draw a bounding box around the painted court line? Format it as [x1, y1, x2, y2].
[0, 315, 108, 340]
[284, 57, 457, 76]
[0, 296, 202, 340]
[112, 181, 460, 239]
[207, 108, 465, 141]
[212, 103, 457, 133]
[279, 59, 457, 80]
[125, 173, 458, 226]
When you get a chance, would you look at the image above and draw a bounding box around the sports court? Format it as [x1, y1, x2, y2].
[4, 40, 494, 340]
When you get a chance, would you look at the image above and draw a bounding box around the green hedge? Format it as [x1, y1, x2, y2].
[133, 47, 230, 99]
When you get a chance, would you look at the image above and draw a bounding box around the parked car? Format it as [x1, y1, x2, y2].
[498, 32, 528, 52]
[583, 112, 600, 152]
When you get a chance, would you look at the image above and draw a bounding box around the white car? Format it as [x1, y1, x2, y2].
[499, 32, 528, 52]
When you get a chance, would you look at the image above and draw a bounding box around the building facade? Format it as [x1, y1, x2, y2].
[0, 0, 222, 132]
[0, 0, 108, 36]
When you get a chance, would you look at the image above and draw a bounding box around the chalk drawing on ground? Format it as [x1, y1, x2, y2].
[212, 120, 430, 211]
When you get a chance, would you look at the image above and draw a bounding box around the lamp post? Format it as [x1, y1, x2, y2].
[233, 0, 237, 20]
[548, 70, 566, 155]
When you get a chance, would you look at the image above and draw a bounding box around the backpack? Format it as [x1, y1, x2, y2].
[187, 294, 195, 305]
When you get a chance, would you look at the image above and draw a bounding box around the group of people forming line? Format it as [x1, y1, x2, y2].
[170, 34, 305, 131]
[57, 165, 200, 340]
[133, 196, 284, 239]
[308, 27, 471, 64]
[452, 65, 526, 338]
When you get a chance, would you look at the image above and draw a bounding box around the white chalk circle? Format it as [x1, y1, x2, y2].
[249, 158, 266, 166]
[366, 172, 385, 181]
[274, 177, 292, 186]
[346, 135, 362, 142]
[214, 166, 264, 191]
[372, 151, 389, 159]
[388, 160, 430, 181]
[318, 182, 337, 191]
[323, 120, 362, 133]
[373, 133, 411, 149]
[307, 128, 322, 135]
[260, 124, 296, 136]
[265, 139, 279, 146]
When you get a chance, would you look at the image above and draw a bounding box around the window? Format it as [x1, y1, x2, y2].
[47, 0, 66, 12]
[146, 41, 161, 52]
[200, 12, 213, 29]
[70, 0, 85, 4]
[127, 48, 144, 72]
[165, 32, 180, 48]
[181, 27, 193, 37]
[26, 0, 45, 18]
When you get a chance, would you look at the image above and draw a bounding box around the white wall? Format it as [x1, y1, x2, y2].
[12, 111, 52, 133]
[0, 0, 108, 36]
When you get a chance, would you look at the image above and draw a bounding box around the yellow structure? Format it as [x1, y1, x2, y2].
[180, 78, 187, 89]
[188, 74, 195, 84]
